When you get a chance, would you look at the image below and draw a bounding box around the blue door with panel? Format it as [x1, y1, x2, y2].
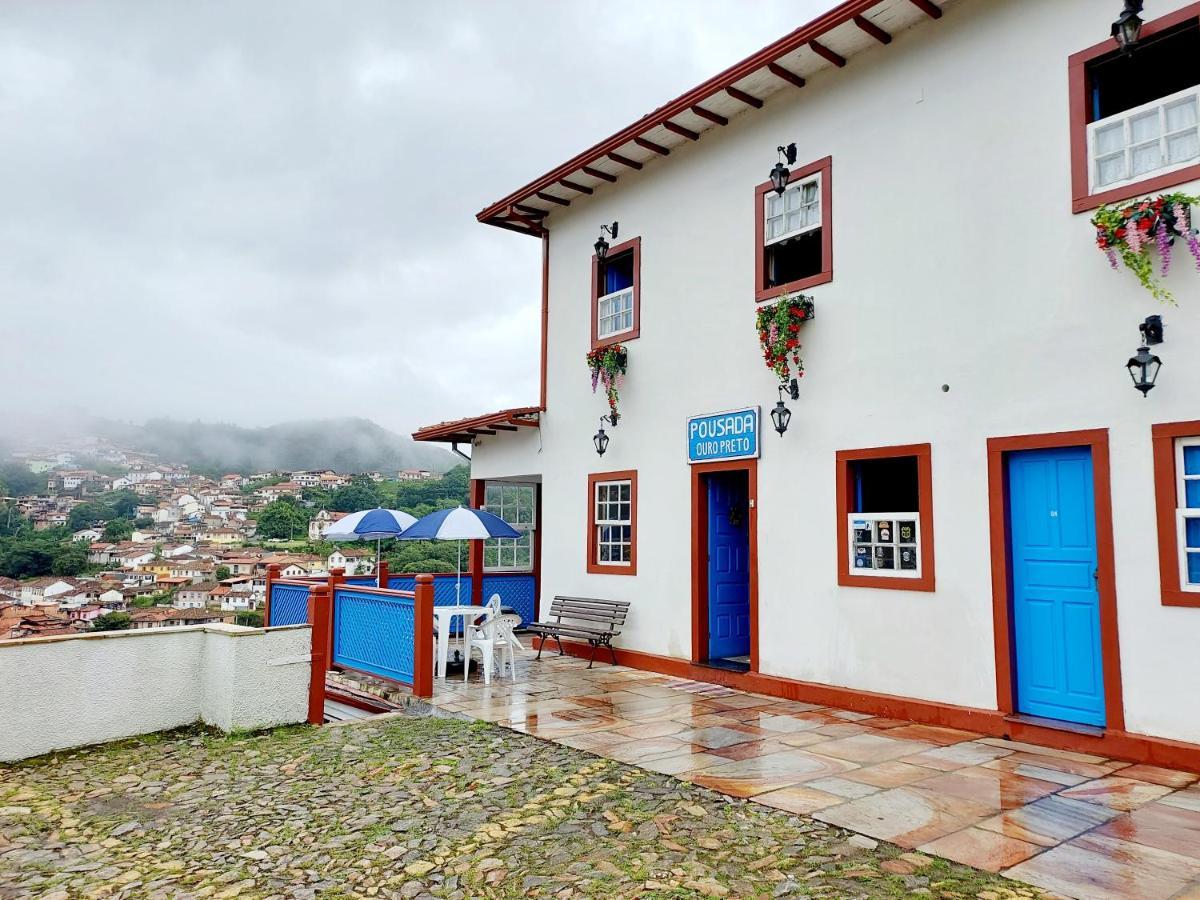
[1007, 446, 1105, 727]
[707, 472, 751, 661]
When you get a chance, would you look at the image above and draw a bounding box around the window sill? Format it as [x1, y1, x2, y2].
[591, 328, 639, 352]
[755, 270, 832, 303]
[837, 572, 935, 592]
[586, 562, 638, 576]
[1163, 590, 1200, 608]
[1073, 162, 1200, 214]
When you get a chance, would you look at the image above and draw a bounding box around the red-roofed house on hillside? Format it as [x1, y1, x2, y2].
[414, 0, 1200, 770]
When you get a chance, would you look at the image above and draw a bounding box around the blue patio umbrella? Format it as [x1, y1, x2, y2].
[322, 508, 418, 571]
[400, 506, 521, 603]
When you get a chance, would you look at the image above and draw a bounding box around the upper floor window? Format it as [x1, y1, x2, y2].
[591, 237, 641, 349]
[1070, 7, 1200, 212]
[1152, 422, 1200, 607]
[754, 156, 832, 302]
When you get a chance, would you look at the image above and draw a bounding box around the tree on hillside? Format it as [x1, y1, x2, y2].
[0, 540, 57, 579]
[235, 610, 264, 628]
[381, 465, 469, 514]
[0, 502, 26, 537]
[0, 464, 43, 497]
[51, 542, 88, 576]
[330, 476, 380, 512]
[92, 612, 131, 632]
[214, 565, 230, 581]
[102, 518, 134, 542]
[256, 498, 311, 540]
[68, 501, 109, 531]
[301, 487, 332, 509]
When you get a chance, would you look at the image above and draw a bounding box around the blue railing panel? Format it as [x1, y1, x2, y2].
[384, 574, 536, 625]
[332, 587, 415, 685]
[343, 575, 378, 586]
[481, 574, 536, 626]
[387, 576, 473, 606]
[269, 583, 310, 627]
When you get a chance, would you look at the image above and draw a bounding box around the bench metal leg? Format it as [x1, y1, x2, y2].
[607, 641, 617, 666]
[535, 634, 546, 660]
[587, 640, 598, 669]
[556, 634, 565, 656]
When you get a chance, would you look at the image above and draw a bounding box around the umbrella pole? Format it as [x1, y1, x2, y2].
[456, 540, 462, 604]
[376, 538, 381, 576]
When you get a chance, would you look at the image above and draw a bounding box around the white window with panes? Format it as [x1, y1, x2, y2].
[596, 249, 635, 340]
[1089, 84, 1200, 192]
[1176, 437, 1200, 592]
[594, 480, 632, 566]
[765, 173, 821, 245]
[483, 482, 536, 572]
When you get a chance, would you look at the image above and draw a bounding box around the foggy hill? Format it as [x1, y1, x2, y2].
[99, 417, 459, 476]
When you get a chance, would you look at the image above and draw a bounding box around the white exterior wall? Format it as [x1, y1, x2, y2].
[0, 624, 311, 761]
[471, 0, 1200, 744]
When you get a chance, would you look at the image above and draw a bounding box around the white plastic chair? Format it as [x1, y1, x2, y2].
[464, 595, 515, 684]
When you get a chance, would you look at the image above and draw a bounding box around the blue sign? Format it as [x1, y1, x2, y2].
[687, 407, 759, 464]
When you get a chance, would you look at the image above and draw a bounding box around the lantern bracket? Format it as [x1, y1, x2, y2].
[1141, 314, 1164, 345]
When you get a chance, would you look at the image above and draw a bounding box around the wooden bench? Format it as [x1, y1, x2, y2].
[527, 596, 630, 668]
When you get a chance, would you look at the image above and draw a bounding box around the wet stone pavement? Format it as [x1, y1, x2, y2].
[341, 650, 1200, 899]
[0, 712, 1035, 899]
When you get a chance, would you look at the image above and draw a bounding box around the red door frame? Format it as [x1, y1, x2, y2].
[691, 459, 759, 671]
[986, 429, 1125, 732]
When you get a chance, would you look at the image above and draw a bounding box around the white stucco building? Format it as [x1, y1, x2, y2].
[416, 0, 1200, 769]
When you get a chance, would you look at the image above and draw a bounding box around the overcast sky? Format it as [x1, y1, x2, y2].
[1, 1, 824, 435]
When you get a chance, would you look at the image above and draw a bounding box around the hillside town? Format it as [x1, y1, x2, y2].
[0, 439, 442, 640]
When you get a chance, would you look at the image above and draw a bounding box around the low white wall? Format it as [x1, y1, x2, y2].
[0, 623, 312, 762]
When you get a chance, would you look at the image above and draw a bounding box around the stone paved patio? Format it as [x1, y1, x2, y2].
[410, 649, 1200, 900]
[0, 709, 1026, 899]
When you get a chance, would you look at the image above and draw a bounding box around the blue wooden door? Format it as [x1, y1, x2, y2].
[1007, 447, 1105, 727]
[707, 472, 751, 660]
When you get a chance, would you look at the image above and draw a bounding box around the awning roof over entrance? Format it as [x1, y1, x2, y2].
[475, 0, 948, 237]
[412, 406, 541, 444]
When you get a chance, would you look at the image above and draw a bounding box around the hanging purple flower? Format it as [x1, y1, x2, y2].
[1156, 218, 1172, 276]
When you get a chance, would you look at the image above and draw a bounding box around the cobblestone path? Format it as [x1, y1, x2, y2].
[0, 714, 1042, 898]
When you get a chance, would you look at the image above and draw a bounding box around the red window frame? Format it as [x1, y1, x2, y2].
[1152, 420, 1200, 608]
[591, 236, 641, 351]
[754, 155, 832, 303]
[1068, 2, 1200, 214]
[586, 469, 638, 576]
[835, 443, 935, 592]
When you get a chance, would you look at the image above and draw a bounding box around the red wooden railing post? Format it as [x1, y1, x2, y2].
[326, 568, 344, 672]
[264, 563, 281, 626]
[377, 559, 389, 589]
[469, 479, 485, 605]
[307, 584, 331, 725]
[413, 574, 434, 698]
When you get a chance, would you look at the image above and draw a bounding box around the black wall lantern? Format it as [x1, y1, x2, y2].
[593, 416, 610, 456]
[594, 222, 619, 261]
[770, 378, 799, 436]
[1127, 314, 1164, 397]
[1112, 0, 1145, 54]
[770, 143, 798, 196]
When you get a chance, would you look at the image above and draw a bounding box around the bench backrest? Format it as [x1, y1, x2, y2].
[549, 595, 630, 629]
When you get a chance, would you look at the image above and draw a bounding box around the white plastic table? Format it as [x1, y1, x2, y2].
[432, 605, 486, 680]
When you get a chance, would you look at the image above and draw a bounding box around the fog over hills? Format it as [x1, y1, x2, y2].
[94, 417, 460, 475]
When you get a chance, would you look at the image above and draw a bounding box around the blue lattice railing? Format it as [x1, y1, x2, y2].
[481, 574, 536, 625]
[268, 582, 311, 627]
[384, 574, 536, 625]
[331, 586, 416, 685]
